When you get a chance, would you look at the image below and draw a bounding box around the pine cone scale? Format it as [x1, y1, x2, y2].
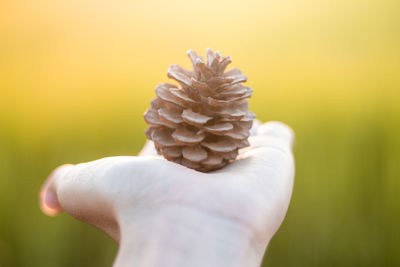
[150, 128, 177, 147]
[181, 109, 212, 126]
[171, 128, 205, 146]
[155, 84, 184, 107]
[170, 88, 199, 105]
[203, 123, 234, 135]
[158, 108, 184, 124]
[201, 139, 237, 153]
[182, 146, 208, 162]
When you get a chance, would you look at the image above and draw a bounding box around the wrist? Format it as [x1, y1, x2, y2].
[114, 204, 265, 267]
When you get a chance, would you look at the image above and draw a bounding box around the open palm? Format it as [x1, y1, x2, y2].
[40, 120, 295, 267]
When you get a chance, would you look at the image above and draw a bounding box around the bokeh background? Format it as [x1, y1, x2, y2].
[1, 0, 399, 266]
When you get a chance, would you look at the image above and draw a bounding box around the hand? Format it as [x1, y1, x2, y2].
[39, 121, 295, 267]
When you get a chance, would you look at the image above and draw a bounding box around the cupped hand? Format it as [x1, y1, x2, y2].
[39, 121, 295, 267]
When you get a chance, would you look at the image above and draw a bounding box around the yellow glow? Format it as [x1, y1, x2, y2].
[0, 0, 399, 141]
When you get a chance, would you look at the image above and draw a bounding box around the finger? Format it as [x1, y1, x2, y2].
[249, 121, 294, 152]
[39, 164, 73, 216]
[250, 119, 262, 136]
[227, 121, 295, 232]
[139, 140, 162, 158]
[237, 119, 261, 157]
[40, 158, 120, 217]
[240, 121, 295, 176]
[224, 120, 295, 172]
[39, 158, 129, 241]
[243, 121, 295, 202]
[257, 121, 294, 148]
[227, 121, 295, 197]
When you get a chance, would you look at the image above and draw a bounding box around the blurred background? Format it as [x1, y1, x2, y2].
[0, 0, 399, 266]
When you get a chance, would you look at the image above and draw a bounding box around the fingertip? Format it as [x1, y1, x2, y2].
[44, 189, 60, 209]
[257, 121, 295, 149]
[39, 164, 73, 216]
[40, 189, 62, 216]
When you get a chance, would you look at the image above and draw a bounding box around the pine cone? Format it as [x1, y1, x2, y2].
[144, 49, 255, 172]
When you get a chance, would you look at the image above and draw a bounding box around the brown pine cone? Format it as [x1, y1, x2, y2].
[144, 49, 255, 172]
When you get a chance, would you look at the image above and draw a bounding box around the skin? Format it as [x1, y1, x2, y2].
[39, 121, 295, 267]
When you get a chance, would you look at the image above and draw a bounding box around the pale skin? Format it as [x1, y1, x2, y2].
[39, 121, 295, 267]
